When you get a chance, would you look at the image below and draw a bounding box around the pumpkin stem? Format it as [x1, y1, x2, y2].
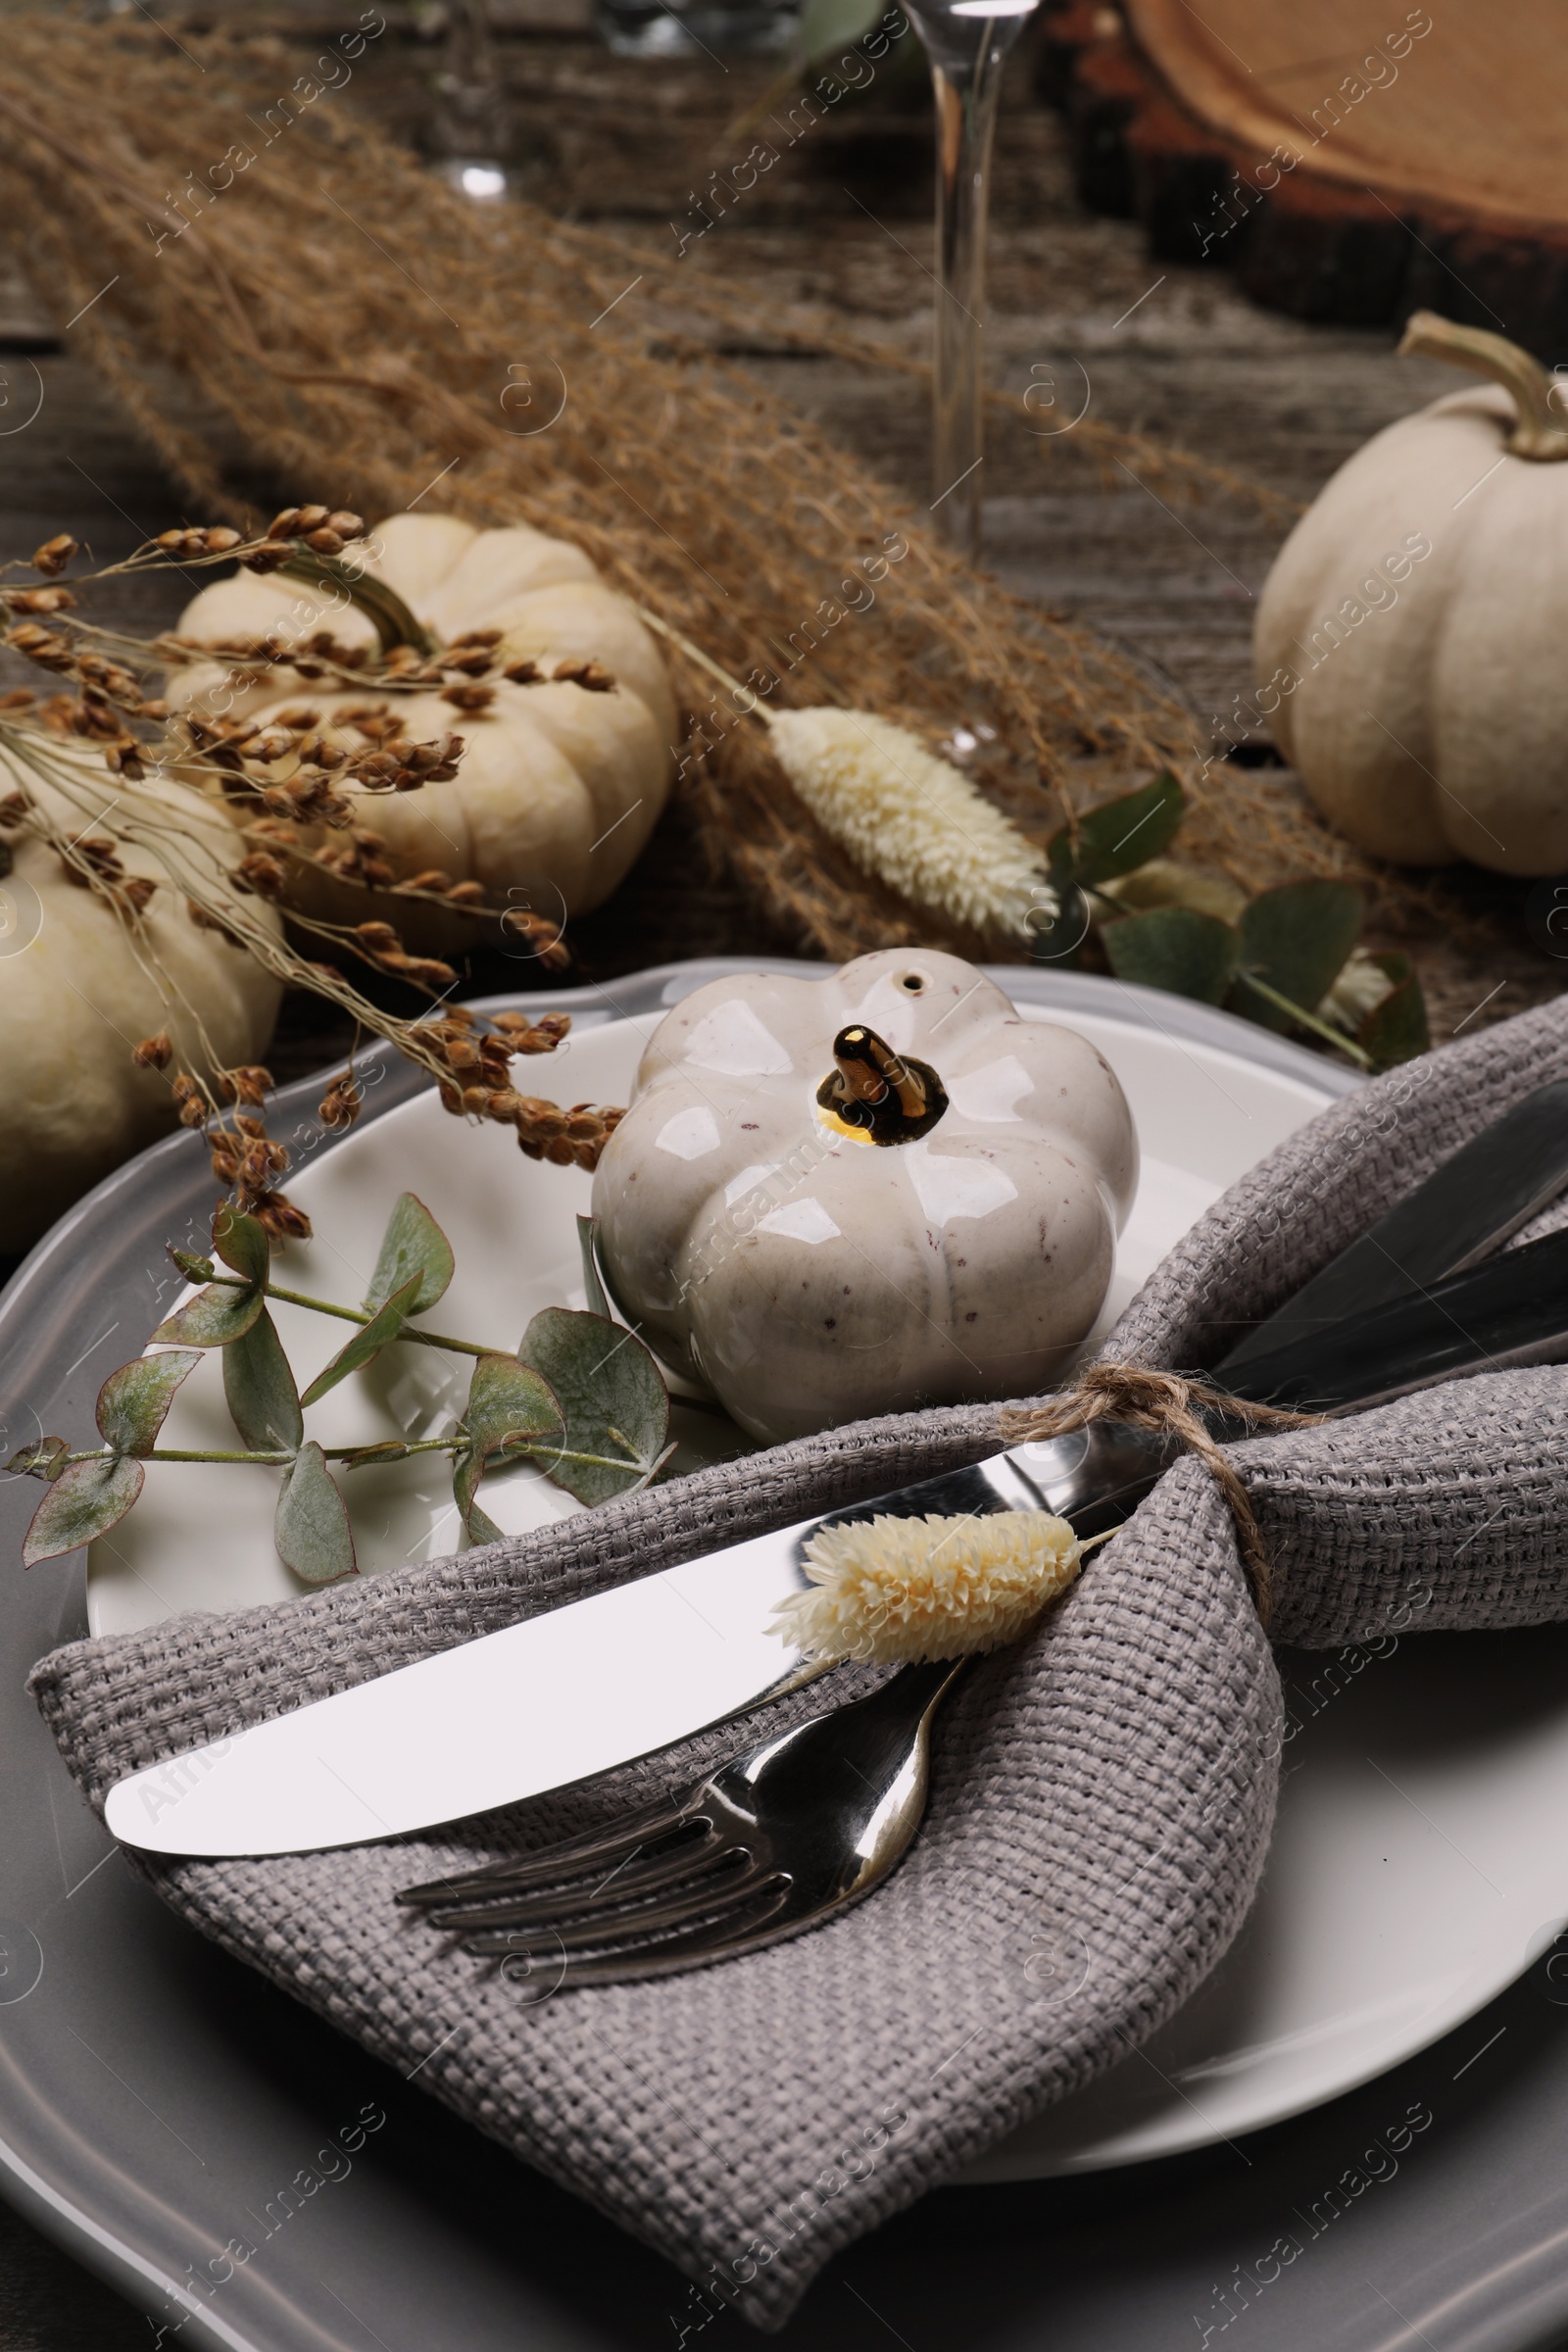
[1397, 310, 1568, 462]
[279, 549, 440, 656]
[816, 1023, 948, 1146]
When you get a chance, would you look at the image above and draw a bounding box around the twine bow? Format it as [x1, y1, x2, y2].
[999, 1365, 1327, 1631]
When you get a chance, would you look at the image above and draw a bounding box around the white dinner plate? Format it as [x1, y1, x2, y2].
[86, 1003, 1568, 2183]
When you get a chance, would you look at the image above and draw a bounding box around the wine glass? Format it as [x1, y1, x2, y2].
[903, 0, 1038, 559]
[428, 0, 517, 200]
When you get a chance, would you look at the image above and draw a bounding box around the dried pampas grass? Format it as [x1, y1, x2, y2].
[773, 1509, 1084, 1665]
[0, 10, 1406, 966]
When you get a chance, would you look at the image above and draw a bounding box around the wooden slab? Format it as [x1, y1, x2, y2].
[1045, 0, 1568, 347]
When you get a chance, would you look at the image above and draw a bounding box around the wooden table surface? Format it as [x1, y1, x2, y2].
[0, 13, 1557, 2343]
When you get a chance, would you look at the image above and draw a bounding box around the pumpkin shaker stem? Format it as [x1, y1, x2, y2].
[816, 1023, 949, 1145]
[1397, 310, 1568, 461]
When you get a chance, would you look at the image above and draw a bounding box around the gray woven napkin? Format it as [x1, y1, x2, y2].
[30, 992, 1568, 2330]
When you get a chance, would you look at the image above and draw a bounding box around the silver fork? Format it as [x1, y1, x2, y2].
[396, 1657, 967, 1985]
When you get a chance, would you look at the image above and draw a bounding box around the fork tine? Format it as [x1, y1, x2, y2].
[445, 1852, 767, 1949]
[419, 1822, 726, 1935]
[465, 1870, 790, 1961]
[396, 1791, 702, 1909]
[398, 1656, 968, 1985]
[538, 1890, 799, 1988]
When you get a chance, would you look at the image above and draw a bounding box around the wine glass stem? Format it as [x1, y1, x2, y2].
[929, 42, 1006, 559]
[439, 0, 509, 157]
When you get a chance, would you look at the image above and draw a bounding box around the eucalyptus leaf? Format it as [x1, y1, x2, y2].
[1358, 952, 1431, 1069]
[1231, 881, 1365, 1036]
[577, 1213, 612, 1323]
[212, 1202, 270, 1289]
[6, 1437, 68, 1482]
[453, 1351, 565, 1541]
[365, 1193, 455, 1317]
[1048, 771, 1186, 889]
[1102, 906, 1240, 1004]
[451, 1458, 505, 1548]
[463, 1351, 564, 1457]
[96, 1350, 202, 1457]
[23, 1455, 144, 1566]
[521, 1306, 672, 1506]
[150, 1281, 265, 1348]
[274, 1442, 356, 1584]
[223, 1310, 304, 1453]
[795, 0, 882, 63]
[168, 1246, 215, 1283]
[298, 1274, 422, 1408]
[732, 0, 914, 142]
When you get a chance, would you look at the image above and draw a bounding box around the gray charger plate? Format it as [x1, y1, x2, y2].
[11, 959, 1561, 2352]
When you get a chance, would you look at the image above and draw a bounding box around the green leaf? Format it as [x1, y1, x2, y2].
[168, 1246, 215, 1283]
[298, 1274, 422, 1408]
[463, 1351, 564, 1457]
[6, 1437, 68, 1482]
[452, 1448, 497, 1544]
[451, 1468, 504, 1548]
[577, 1213, 612, 1322]
[95, 1351, 202, 1456]
[1048, 771, 1187, 889]
[150, 1280, 266, 1348]
[23, 1455, 144, 1566]
[1358, 952, 1431, 1069]
[273, 1442, 356, 1584]
[152, 1203, 270, 1347]
[796, 0, 881, 63]
[223, 1310, 304, 1453]
[1102, 906, 1240, 1004]
[520, 1307, 672, 1506]
[365, 1193, 454, 1317]
[453, 1351, 565, 1541]
[728, 0, 916, 140]
[212, 1202, 270, 1289]
[1230, 880, 1365, 1036]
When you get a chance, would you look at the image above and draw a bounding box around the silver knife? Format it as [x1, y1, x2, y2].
[104, 1087, 1568, 1859]
[1214, 1076, 1568, 1372]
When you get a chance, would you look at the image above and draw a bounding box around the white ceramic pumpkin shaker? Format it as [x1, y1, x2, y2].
[1255, 311, 1568, 875]
[591, 949, 1138, 1444]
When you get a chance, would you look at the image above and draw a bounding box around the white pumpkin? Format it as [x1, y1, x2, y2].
[1255, 312, 1568, 875]
[0, 752, 281, 1250]
[592, 948, 1138, 1445]
[167, 514, 676, 947]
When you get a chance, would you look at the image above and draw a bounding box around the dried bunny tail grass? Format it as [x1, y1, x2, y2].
[765, 709, 1052, 943]
[773, 1510, 1084, 1666]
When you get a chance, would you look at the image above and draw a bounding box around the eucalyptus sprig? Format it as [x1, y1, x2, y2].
[9, 1198, 673, 1584]
[1034, 771, 1430, 1072]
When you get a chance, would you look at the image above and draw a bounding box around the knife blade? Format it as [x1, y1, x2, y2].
[1214, 1077, 1568, 1373]
[105, 1088, 1568, 1859]
[1218, 1221, 1568, 1418]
